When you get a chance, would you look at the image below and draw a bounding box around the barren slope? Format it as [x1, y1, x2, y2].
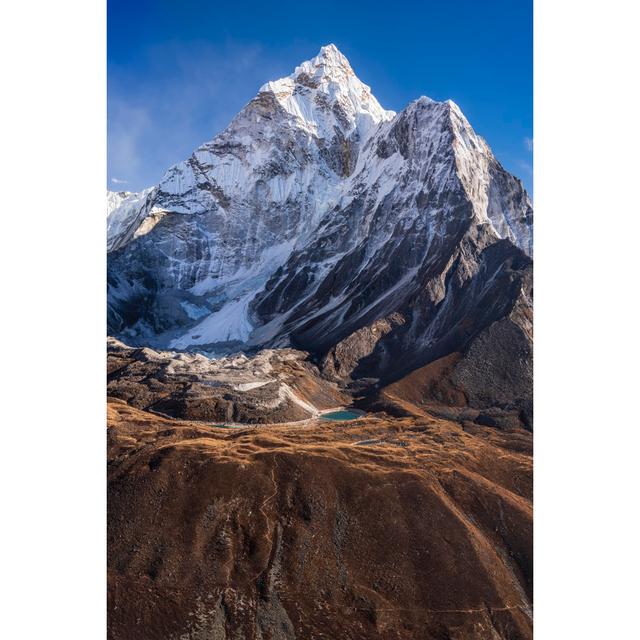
[108, 399, 532, 640]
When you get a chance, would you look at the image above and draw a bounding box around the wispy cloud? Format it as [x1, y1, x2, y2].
[108, 99, 153, 189]
[110, 177, 128, 185]
[524, 136, 533, 152]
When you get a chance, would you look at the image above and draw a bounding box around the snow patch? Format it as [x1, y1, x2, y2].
[170, 292, 255, 348]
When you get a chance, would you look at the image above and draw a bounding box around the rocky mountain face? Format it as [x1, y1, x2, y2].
[107, 43, 533, 422]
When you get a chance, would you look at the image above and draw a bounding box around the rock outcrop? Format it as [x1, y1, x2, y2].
[107, 338, 347, 424]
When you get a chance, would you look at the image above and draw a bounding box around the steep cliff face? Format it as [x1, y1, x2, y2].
[107, 44, 532, 417]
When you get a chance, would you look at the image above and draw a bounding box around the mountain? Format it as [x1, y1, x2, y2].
[107, 44, 533, 424]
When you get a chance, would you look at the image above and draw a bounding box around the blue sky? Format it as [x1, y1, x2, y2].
[108, 0, 532, 193]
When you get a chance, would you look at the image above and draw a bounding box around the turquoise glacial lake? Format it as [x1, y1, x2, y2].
[319, 409, 366, 421]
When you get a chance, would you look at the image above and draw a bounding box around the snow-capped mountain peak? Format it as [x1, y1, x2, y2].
[260, 44, 356, 92]
[108, 46, 532, 380]
[259, 44, 395, 140]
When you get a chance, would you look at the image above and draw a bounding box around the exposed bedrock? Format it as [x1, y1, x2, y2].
[107, 338, 347, 424]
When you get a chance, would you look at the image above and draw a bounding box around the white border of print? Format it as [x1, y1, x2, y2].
[1, 0, 639, 637]
[535, 0, 640, 637]
[1, 0, 106, 638]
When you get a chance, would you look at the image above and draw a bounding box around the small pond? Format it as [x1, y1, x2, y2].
[319, 409, 366, 422]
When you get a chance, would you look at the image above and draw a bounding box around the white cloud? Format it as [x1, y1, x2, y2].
[110, 177, 128, 184]
[524, 136, 534, 152]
